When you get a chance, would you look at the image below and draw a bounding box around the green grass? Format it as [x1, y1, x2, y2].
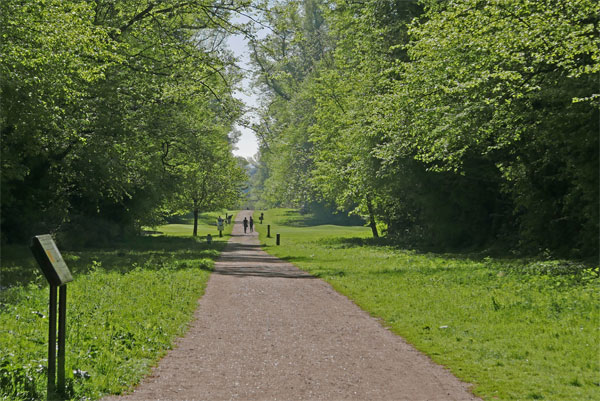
[146, 210, 236, 238]
[255, 208, 600, 400]
[0, 211, 237, 400]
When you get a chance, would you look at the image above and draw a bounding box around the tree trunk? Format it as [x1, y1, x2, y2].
[366, 195, 379, 238]
[193, 200, 199, 237]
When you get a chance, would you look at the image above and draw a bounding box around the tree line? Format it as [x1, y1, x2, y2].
[1, 0, 250, 246]
[248, 0, 599, 259]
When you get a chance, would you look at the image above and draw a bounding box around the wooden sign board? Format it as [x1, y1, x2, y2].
[30, 235, 73, 286]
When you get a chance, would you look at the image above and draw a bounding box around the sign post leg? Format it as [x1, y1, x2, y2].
[48, 285, 57, 398]
[58, 285, 67, 394]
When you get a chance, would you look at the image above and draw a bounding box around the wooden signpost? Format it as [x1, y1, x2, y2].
[30, 234, 73, 398]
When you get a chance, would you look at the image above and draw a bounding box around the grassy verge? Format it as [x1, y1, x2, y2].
[0, 212, 236, 400]
[146, 210, 236, 238]
[255, 208, 599, 400]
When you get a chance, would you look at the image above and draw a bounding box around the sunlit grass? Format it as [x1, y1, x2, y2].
[255, 208, 600, 401]
[147, 210, 236, 238]
[0, 212, 236, 400]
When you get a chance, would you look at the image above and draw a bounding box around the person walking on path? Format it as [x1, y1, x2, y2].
[243, 217, 248, 233]
[249, 217, 254, 232]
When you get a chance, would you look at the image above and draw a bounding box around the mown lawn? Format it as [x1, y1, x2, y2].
[255, 208, 599, 401]
[0, 211, 236, 400]
[145, 210, 237, 238]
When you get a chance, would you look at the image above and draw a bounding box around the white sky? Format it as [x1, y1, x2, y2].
[226, 32, 260, 159]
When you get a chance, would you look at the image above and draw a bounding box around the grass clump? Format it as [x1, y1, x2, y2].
[255, 208, 600, 401]
[1, 212, 235, 400]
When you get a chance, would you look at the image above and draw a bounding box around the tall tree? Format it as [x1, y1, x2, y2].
[249, 0, 329, 208]
[248, 0, 599, 257]
[1, 0, 250, 243]
[377, 0, 599, 254]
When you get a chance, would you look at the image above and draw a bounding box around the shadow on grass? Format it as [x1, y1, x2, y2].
[276, 255, 341, 264]
[310, 269, 348, 278]
[0, 236, 227, 289]
[319, 236, 520, 262]
[279, 209, 365, 228]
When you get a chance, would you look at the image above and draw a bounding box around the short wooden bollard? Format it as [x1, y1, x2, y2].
[276, 233, 280, 245]
[267, 225, 271, 238]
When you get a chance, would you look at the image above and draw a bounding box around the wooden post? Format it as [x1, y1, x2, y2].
[57, 285, 67, 394]
[48, 285, 57, 397]
[267, 225, 271, 238]
[276, 234, 280, 245]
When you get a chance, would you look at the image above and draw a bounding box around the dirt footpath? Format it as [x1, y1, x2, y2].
[104, 210, 479, 401]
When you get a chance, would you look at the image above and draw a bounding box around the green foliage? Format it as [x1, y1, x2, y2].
[377, 0, 599, 254]
[0, 0, 122, 240]
[256, 209, 600, 400]
[248, 0, 330, 207]
[249, 0, 599, 258]
[0, 229, 224, 400]
[1, 0, 248, 244]
[165, 132, 247, 216]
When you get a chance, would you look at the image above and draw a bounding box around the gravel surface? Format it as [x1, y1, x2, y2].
[103, 210, 480, 401]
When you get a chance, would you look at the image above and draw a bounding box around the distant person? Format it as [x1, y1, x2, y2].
[217, 218, 224, 237]
[243, 217, 248, 233]
[249, 217, 254, 232]
[227, 214, 232, 224]
[259, 212, 264, 224]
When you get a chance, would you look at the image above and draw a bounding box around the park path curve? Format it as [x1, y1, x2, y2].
[103, 210, 479, 401]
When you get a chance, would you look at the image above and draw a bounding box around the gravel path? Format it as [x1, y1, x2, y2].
[104, 210, 479, 401]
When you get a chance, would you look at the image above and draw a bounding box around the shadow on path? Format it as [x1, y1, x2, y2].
[214, 268, 316, 279]
[213, 217, 316, 279]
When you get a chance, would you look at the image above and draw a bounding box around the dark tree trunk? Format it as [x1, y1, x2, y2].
[193, 200, 199, 237]
[366, 195, 379, 238]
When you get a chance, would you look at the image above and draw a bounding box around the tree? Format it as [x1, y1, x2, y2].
[376, 0, 599, 254]
[248, 0, 599, 257]
[163, 116, 246, 236]
[248, 0, 330, 208]
[1, 0, 250, 243]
